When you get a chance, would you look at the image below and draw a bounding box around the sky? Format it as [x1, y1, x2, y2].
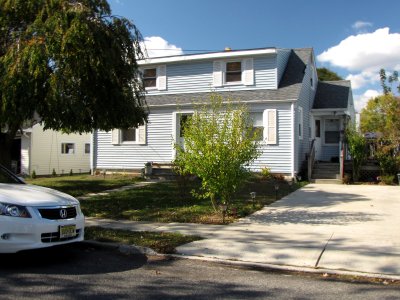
[109, 0, 400, 112]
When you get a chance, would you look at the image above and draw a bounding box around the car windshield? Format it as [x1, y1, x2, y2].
[0, 165, 23, 184]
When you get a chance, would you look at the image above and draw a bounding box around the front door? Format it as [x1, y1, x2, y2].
[314, 118, 322, 161]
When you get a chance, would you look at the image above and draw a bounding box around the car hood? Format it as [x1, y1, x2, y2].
[0, 183, 79, 206]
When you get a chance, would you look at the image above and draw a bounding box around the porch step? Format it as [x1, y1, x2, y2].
[312, 162, 340, 180]
[146, 162, 176, 180]
[310, 179, 342, 184]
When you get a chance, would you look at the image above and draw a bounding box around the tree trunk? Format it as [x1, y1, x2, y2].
[210, 194, 218, 212]
[0, 132, 15, 170]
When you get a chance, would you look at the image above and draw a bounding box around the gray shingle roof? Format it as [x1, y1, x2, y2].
[313, 80, 351, 109]
[145, 48, 312, 106]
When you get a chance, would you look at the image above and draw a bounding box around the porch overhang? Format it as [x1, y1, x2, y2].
[311, 108, 350, 117]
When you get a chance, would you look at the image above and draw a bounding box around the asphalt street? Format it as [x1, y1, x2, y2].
[0, 242, 399, 299]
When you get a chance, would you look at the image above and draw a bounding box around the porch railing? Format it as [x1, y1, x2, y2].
[308, 139, 316, 180]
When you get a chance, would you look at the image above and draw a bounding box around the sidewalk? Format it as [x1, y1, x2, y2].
[85, 183, 400, 279]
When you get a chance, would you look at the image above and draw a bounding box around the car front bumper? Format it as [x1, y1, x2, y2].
[0, 209, 84, 253]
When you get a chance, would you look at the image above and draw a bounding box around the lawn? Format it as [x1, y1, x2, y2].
[85, 226, 202, 254]
[25, 174, 141, 197]
[80, 175, 307, 224]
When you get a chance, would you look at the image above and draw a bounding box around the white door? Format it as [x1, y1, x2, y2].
[314, 118, 322, 161]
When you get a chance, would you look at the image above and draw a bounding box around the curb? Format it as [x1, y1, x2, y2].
[168, 253, 400, 282]
[83, 240, 400, 282]
[82, 240, 159, 256]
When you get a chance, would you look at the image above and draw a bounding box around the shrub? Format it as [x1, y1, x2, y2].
[380, 175, 394, 185]
[52, 168, 57, 177]
[69, 169, 73, 176]
[260, 167, 273, 179]
[31, 170, 36, 179]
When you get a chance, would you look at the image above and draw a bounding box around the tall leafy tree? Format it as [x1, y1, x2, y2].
[360, 94, 400, 176]
[0, 0, 147, 168]
[317, 67, 343, 81]
[174, 94, 261, 213]
[379, 69, 399, 95]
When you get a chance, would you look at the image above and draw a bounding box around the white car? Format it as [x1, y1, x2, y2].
[0, 165, 84, 253]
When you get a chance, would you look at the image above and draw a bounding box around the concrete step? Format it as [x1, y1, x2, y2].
[310, 179, 342, 184]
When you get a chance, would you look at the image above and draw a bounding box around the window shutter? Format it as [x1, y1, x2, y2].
[243, 58, 254, 85]
[138, 124, 147, 145]
[111, 129, 120, 145]
[213, 61, 223, 87]
[264, 109, 277, 144]
[157, 65, 167, 90]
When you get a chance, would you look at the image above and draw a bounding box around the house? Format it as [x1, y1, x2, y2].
[13, 123, 91, 176]
[91, 47, 355, 179]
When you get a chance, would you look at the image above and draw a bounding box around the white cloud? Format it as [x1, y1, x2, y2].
[345, 71, 379, 90]
[141, 36, 183, 58]
[352, 21, 373, 31]
[353, 89, 380, 112]
[317, 28, 400, 72]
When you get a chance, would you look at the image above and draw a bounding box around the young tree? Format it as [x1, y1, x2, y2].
[379, 69, 399, 95]
[360, 94, 400, 177]
[174, 94, 261, 212]
[345, 125, 367, 182]
[360, 94, 400, 142]
[0, 0, 147, 168]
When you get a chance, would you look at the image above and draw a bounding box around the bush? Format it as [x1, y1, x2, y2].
[69, 169, 73, 176]
[380, 175, 394, 185]
[260, 167, 273, 179]
[31, 170, 36, 179]
[52, 168, 57, 177]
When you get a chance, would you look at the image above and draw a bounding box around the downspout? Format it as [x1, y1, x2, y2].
[291, 102, 295, 178]
[90, 130, 94, 175]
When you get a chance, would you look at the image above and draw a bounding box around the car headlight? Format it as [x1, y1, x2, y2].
[0, 202, 31, 218]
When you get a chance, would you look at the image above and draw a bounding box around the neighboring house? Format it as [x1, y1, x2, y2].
[92, 47, 355, 179]
[13, 123, 91, 176]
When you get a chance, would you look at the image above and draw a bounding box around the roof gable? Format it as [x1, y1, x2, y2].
[313, 81, 351, 109]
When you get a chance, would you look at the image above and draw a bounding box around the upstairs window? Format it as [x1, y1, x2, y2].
[143, 68, 157, 88]
[225, 61, 242, 83]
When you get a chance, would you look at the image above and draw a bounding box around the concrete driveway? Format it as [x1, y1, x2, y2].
[177, 184, 400, 276]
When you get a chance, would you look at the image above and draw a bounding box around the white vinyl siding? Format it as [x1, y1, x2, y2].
[146, 56, 276, 95]
[27, 124, 90, 176]
[95, 104, 293, 175]
[253, 103, 292, 174]
[95, 109, 173, 170]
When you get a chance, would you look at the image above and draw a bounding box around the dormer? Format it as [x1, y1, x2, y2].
[137, 47, 293, 94]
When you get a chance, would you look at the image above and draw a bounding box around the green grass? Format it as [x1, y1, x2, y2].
[85, 226, 202, 254]
[81, 175, 307, 224]
[25, 174, 141, 197]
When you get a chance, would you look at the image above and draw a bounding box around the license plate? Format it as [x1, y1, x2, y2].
[59, 224, 76, 239]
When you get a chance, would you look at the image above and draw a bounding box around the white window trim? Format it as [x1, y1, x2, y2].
[213, 58, 254, 87]
[224, 60, 243, 85]
[84, 143, 90, 154]
[298, 106, 303, 140]
[111, 124, 147, 146]
[61, 143, 75, 155]
[141, 65, 167, 91]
